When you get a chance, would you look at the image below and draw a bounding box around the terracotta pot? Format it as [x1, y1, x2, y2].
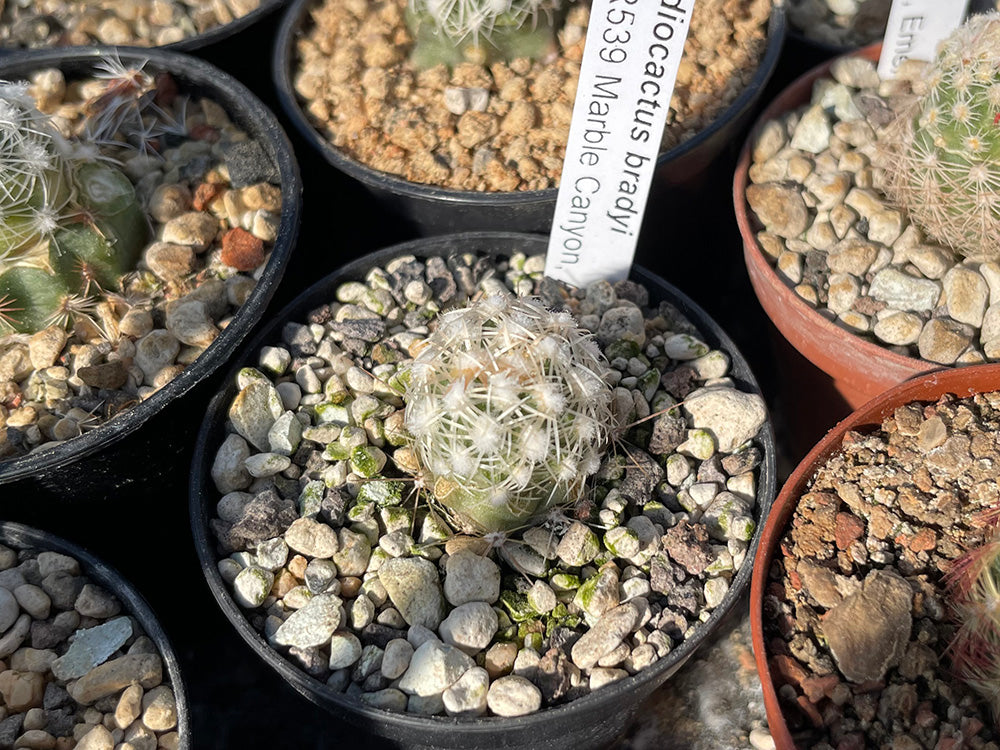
[749, 362, 1000, 749]
[733, 43, 937, 417]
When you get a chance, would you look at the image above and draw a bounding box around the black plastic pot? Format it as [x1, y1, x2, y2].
[189, 232, 777, 750]
[0, 520, 191, 747]
[162, 0, 291, 55]
[0, 0, 288, 55]
[0, 47, 301, 507]
[273, 0, 786, 236]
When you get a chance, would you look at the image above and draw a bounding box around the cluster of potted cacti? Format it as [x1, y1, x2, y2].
[12, 2, 1000, 748]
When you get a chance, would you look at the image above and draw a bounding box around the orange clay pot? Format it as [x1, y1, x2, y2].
[749, 362, 1000, 749]
[734, 44, 938, 419]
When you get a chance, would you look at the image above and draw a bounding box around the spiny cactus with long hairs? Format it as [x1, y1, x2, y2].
[0, 76, 149, 335]
[876, 13, 1000, 261]
[407, 0, 566, 68]
[402, 294, 616, 533]
[946, 530, 1000, 721]
[0, 81, 74, 268]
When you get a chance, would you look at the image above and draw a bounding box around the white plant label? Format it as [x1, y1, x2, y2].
[544, 0, 696, 288]
[877, 0, 970, 79]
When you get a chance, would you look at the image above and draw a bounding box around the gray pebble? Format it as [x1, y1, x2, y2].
[255, 538, 289, 571]
[790, 104, 832, 153]
[275, 593, 343, 649]
[0, 588, 19, 632]
[486, 675, 542, 717]
[211, 434, 253, 493]
[0, 613, 31, 658]
[284, 518, 340, 559]
[229, 379, 286, 452]
[398, 640, 474, 697]
[12, 585, 49, 620]
[75, 584, 120, 619]
[443, 551, 500, 606]
[361, 688, 408, 712]
[438, 602, 498, 656]
[381, 638, 414, 680]
[328, 631, 363, 669]
[51, 617, 133, 681]
[682, 387, 767, 452]
[233, 566, 273, 608]
[379, 557, 445, 630]
[570, 602, 639, 670]
[442, 666, 489, 717]
[868, 269, 941, 312]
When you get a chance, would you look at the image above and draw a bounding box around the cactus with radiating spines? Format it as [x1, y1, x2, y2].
[407, 0, 565, 68]
[946, 531, 1000, 721]
[402, 294, 616, 532]
[0, 77, 149, 335]
[877, 13, 1000, 261]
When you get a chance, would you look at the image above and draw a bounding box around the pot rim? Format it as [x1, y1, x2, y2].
[732, 42, 940, 397]
[749, 362, 1000, 750]
[0, 519, 191, 747]
[271, 0, 786, 206]
[189, 231, 777, 740]
[0, 45, 302, 485]
[0, 0, 291, 54]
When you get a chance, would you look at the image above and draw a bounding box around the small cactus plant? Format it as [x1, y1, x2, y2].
[946, 531, 1000, 721]
[403, 294, 616, 533]
[407, 0, 566, 68]
[0, 77, 149, 335]
[877, 13, 1000, 261]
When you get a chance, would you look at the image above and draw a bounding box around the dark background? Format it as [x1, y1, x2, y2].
[1, 12, 848, 749]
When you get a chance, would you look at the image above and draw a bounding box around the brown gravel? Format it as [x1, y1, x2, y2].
[0, 0, 264, 48]
[293, 0, 773, 192]
[764, 391, 1000, 749]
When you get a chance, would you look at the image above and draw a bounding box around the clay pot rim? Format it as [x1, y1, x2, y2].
[732, 42, 939, 394]
[0, 45, 302, 484]
[189, 231, 778, 747]
[749, 362, 1000, 750]
[272, 0, 787, 205]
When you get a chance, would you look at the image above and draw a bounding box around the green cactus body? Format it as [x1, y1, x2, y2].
[403, 294, 616, 533]
[407, 0, 565, 68]
[0, 79, 150, 335]
[0, 267, 68, 334]
[0, 82, 75, 268]
[877, 13, 1000, 260]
